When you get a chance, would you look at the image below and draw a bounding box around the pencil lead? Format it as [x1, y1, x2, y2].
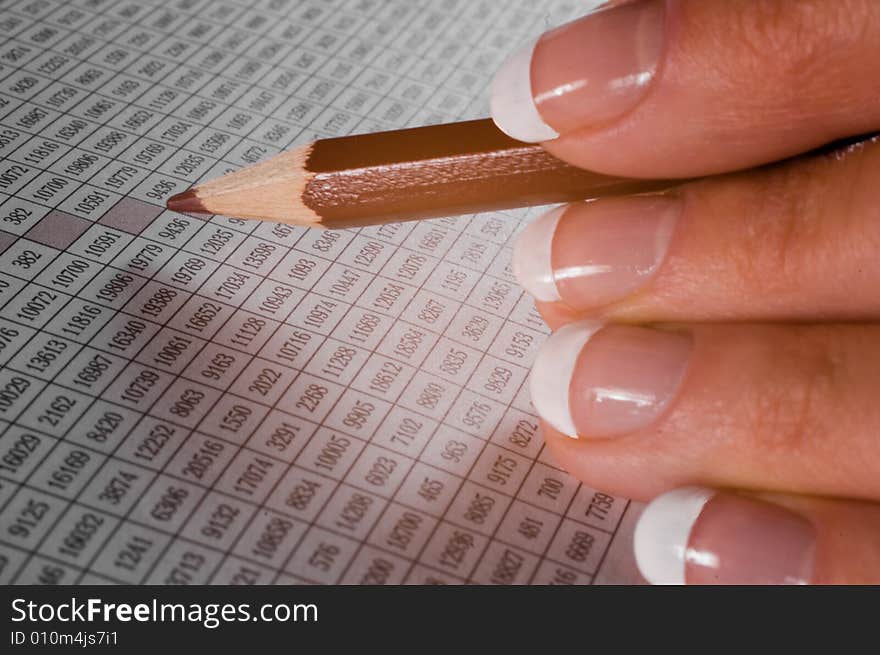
[167, 189, 210, 215]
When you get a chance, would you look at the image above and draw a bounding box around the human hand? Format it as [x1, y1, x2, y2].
[490, 0, 880, 584]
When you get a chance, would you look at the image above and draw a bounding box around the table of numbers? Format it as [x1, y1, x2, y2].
[0, 0, 637, 586]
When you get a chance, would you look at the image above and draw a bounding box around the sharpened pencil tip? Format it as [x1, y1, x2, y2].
[167, 189, 210, 215]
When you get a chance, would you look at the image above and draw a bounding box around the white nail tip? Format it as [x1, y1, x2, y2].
[490, 39, 559, 143]
[634, 487, 716, 585]
[530, 320, 603, 438]
[512, 207, 564, 302]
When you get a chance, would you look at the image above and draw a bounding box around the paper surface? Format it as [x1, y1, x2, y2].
[0, 0, 644, 585]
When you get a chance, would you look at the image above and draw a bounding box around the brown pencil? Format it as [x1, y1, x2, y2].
[166, 118, 675, 229]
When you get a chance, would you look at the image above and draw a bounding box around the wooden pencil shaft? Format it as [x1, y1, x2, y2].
[301, 118, 673, 228]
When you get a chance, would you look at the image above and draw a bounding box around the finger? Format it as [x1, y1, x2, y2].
[633, 487, 880, 584]
[533, 300, 581, 331]
[491, 0, 880, 176]
[513, 137, 880, 321]
[531, 322, 880, 501]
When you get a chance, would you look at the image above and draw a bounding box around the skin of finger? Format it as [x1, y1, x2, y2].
[537, 138, 880, 322]
[749, 493, 880, 584]
[539, 323, 880, 502]
[541, 0, 880, 177]
[534, 300, 580, 330]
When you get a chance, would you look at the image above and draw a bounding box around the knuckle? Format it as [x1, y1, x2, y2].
[728, 138, 880, 302]
[743, 330, 839, 456]
[729, 162, 823, 293]
[836, 140, 880, 254]
[727, 0, 870, 95]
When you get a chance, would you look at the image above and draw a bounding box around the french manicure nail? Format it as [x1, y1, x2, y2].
[635, 487, 817, 585]
[530, 321, 691, 438]
[512, 205, 566, 303]
[491, 0, 666, 142]
[490, 39, 560, 143]
[512, 196, 679, 308]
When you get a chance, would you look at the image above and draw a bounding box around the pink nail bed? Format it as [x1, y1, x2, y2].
[513, 196, 679, 309]
[529, 322, 691, 438]
[685, 493, 816, 585]
[490, 0, 666, 142]
[635, 488, 817, 585]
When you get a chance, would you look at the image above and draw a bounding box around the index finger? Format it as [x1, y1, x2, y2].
[490, 0, 880, 177]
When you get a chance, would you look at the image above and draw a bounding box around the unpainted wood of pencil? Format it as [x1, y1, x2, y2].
[165, 118, 676, 229]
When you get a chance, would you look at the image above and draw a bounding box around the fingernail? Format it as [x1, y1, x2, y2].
[490, 39, 560, 142]
[512, 205, 565, 303]
[530, 321, 691, 438]
[491, 0, 665, 142]
[635, 488, 817, 585]
[512, 196, 679, 308]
